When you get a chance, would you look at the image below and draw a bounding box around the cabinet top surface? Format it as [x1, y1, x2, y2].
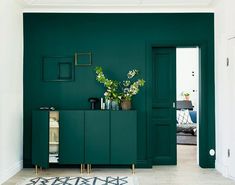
[33, 110, 137, 112]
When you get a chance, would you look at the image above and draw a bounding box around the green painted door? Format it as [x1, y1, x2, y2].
[110, 111, 137, 165]
[152, 47, 176, 165]
[32, 111, 49, 168]
[85, 111, 110, 164]
[59, 111, 85, 164]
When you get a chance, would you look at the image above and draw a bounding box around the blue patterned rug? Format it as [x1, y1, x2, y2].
[19, 176, 137, 185]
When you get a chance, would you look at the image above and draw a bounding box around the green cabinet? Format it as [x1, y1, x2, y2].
[32, 110, 137, 168]
[85, 111, 110, 164]
[32, 111, 49, 168]
[59, 110, 84, 164]
[110, 111, 137, 165]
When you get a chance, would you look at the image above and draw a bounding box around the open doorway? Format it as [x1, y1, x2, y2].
[150, 44, 215, 167]
[176, 47, 199, 165]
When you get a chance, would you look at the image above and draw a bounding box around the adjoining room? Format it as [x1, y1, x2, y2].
[176, 47, 199, 166]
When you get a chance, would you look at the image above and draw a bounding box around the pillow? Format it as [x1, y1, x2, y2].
[189, 111, 197, 123]
[177, 109, 193, 124]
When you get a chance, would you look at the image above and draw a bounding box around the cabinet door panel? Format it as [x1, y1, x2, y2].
[59, 111, 84, 164]
[85, 111, 110, 164]
[111, 111, 137, 164]
[32, 111, 49, 168]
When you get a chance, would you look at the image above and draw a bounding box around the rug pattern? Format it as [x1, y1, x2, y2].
[21, 176, 134, 185]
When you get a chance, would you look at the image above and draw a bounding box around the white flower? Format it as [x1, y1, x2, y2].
[127, 69, 139, 79]
[124, 88, 129, 93]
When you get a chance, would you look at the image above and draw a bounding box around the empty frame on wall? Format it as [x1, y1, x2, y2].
[42, 56, 75, 82]
[75, 52, 92, 66]
[42, 52, 92, 82]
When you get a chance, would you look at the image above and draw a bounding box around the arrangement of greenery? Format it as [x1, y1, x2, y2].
[121, 69, 145, 101]
[95, 66, 121, 101]
[95, 67, 145, 102]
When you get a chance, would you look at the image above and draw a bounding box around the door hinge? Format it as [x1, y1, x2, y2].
[228, 149, 231, 158]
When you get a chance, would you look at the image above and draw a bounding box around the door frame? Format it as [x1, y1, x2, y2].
[146, 40, 215, 168]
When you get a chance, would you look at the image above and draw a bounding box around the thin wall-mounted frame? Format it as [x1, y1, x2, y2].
[75, 52, 92, 66]
[42, 56, 75, 82]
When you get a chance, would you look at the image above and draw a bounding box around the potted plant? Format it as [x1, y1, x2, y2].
[95, 67, 121, 110]
[120, 69, 145, 110]
[183, 92, 190, 101]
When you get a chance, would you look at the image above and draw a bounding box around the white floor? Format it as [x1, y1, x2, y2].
[4, 145, 235, 185]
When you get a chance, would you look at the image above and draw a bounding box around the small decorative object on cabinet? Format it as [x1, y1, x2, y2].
[105, 99, 111, 110]
[100, 98, 105, 110]
[111, 100, 119, 110]
[121, 100, 131, 110]
[88, 97, 99, 110]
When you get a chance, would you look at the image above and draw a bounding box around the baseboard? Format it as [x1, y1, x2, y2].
[216, 161, 235, 182]
[0, 160, 23, 184]
[136, 160, 152, 168]
[228, 175, 235, 182]
[215, 161, 229, 178]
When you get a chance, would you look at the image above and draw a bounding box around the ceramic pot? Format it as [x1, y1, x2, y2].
[121, 100, 131, 110]
[185, 95, 190, 101]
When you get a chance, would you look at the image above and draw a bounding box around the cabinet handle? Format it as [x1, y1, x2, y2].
[173, 102, 176, 108]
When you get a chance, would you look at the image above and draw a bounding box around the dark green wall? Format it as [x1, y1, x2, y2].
[23, 13, 215, 167]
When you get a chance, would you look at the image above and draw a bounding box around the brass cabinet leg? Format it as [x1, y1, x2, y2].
[83, 164, 86, 172]
[132, 164, 135, 174]
[87, 164, 91, 174]
[87, 164, 90, 174]
[35, 165, 38, 174]
[80, 164, 83, 174]
[81, 164, 86, 174]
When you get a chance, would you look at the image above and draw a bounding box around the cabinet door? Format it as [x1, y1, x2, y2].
[32, 111, 49, 168]
[111, 111, 137, 164]
[85, 111, 110, 164]
[59, 111, 84, 164]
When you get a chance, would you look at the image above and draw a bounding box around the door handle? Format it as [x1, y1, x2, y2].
[173, 102, 176, 108]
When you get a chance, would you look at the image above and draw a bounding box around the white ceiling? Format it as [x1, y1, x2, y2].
[23, 0, 215, 7]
